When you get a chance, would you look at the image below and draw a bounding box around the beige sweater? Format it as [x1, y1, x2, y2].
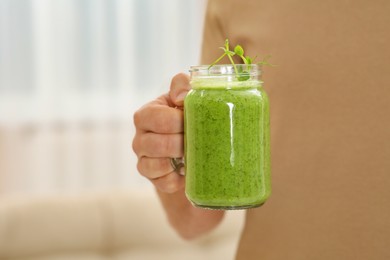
[201, 0, 390, 259]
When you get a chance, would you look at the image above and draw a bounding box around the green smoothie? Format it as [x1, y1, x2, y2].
[184, 77, 271, 209]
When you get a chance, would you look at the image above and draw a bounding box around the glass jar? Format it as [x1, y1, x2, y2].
[184, 64, 271, 210]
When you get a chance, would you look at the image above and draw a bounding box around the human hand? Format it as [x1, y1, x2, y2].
[132, 73, 191, 193]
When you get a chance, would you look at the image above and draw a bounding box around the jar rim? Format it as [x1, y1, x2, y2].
[189, 64, 261, 76]
[189, 64, 261, 82]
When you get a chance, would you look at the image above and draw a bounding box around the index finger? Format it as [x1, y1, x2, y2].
[134, 103, 183, 134]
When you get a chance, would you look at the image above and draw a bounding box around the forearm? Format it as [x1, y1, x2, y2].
[157, 188, 225, 240]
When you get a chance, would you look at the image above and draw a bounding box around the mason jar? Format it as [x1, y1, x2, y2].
[184, 64, 271, 210]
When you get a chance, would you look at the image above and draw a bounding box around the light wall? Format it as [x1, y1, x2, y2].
[0, 0, 206, 196]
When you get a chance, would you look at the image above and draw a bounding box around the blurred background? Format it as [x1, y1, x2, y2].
[0, 0, 205, 196]
[0, 1, 245, 259]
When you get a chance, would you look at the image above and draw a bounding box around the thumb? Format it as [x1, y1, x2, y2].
[169, 73, 191, 107]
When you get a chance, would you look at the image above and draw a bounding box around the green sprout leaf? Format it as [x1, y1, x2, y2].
[246, 56, 253, 65]
[208, 39, 272, 80]
[237, 66, 250, 81]
[234, 45, 244, 56]
[257, 54, 276, 67]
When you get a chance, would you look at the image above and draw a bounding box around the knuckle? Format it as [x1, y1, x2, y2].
[136, 159, 144, 175]
[159, 135, 182, 157]
[132, 135, 139, 154]
[155, 111, 170, 133]
[171, 73, 184, 83]
[159, 123, 170, 134]
[133, 109, 142, 127]
[150, 107, 168, 132]
[154, 135, 168, 155]
[176, 72, 189, 81]
[152, 174, 180, 194]
[164, 136, 173, 154]
[137, 157, 163, 179]
[133, 104, 152, 129]
[162, 135, 177, 155]
[161, 158, 172, 170]
[171, 73, 189, 89]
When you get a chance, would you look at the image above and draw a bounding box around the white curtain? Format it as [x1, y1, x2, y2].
[0, 0, 205, 195]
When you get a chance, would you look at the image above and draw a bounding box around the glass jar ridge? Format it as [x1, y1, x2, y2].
[190, 64, 262, 89]
[190, 64, 261, 77]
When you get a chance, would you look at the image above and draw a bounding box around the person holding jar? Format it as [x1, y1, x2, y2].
[132, 0, 390, 259]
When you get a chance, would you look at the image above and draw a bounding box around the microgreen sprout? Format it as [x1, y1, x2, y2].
[208, 39, 273, 81]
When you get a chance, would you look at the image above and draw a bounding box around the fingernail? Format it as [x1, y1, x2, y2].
[176, 92, 187, 102]
[179, 167, 185, 176]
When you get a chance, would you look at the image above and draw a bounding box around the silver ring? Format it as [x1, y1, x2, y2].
[170, 157, 185, 174]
